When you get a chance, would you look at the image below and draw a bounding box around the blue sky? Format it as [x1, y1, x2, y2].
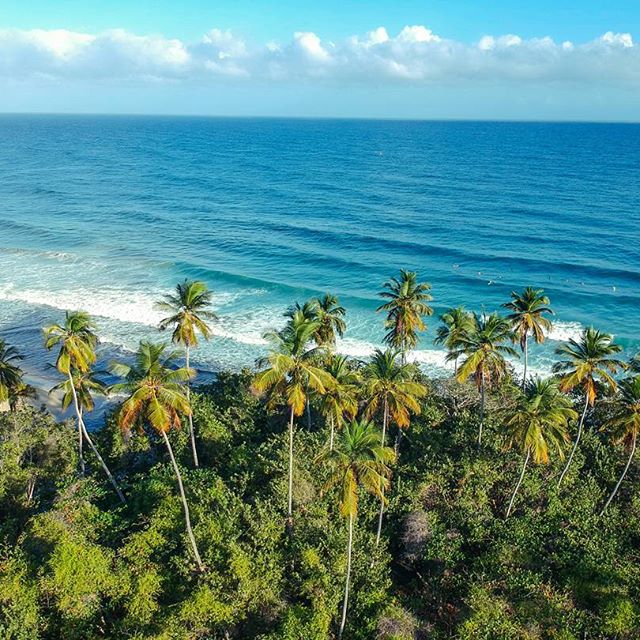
[3, 0, 638, 43]
[1, 1, 639, 120]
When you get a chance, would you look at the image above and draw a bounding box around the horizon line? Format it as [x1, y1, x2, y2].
[1, 111, 639, 125]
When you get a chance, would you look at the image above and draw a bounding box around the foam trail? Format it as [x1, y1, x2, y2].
[545, 321, 583, 342]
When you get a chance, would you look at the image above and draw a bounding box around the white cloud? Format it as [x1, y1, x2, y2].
[367, 27, 390, 46]
[0, 25, 638, 88]
[292, 31, 331, 62]
[600, 31, 633, 48]
[397, 25, 441, 43]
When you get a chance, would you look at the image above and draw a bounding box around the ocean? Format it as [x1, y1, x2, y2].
[1, 115, 639, 403]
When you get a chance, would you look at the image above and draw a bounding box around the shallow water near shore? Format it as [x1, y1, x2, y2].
[1, 115, 639, 402]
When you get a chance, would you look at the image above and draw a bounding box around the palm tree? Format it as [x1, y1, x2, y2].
[319, 355, 359, 450]
[0, 339, 26, 412]
[313, 293, 347, 350]
[317, 419, 395, 640]
[44, 312, 125, 504]
[456, 313, 518, 445]
[252, 316, 333, 521]
[363, 348, 427, 544]
[503, 288, 554, 388]
[285, 299, 319, 324]
[553, 328, 624, 487]
[49, 368, 124, 504]
[284, 300, 323, 428]
[433, 307, 474, 375]
[504, 378, 575, 518]
[599, 375, 640, 515]
[377, 270, 433, 363]
[157, 280, 217, 468]
[110, 341, 203, 571]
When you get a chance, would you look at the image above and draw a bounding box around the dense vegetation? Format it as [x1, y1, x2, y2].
[1, 274, 639, 639]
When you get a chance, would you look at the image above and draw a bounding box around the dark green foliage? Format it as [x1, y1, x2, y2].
[0, 372, 638, 639]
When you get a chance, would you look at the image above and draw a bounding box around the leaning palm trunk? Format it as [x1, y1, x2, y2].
[329, 414, 335, 451]
[288, 406, 295, 520]
[522, 335, 528, 390]
[161, 430, 204, 571]
[185, 348, 199, 467]
[338, 513, 354, 640]
[506, 449, 530, 518]
[375, 400, 389, 546]
[79, 410, 126, 505]
[67, 370, 85, 476]
[478, 376, 486, 446]
[599, 432, 637, 516]
[557, 393, 589, 488]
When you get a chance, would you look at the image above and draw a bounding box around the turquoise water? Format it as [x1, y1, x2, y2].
[1, 115, 639, 392]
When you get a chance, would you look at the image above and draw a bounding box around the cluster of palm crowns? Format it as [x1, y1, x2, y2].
[1, 271, 639, 639]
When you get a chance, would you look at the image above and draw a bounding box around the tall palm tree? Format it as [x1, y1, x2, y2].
[0, 339, 26, 412]
[110, 341, 203, 571]
[313, 293, 347, 350]
[317, 419, 395, 640]
[363, 348, 427, 544]
[377, 270, 433, 363]
[456, 313, 518, 445]
[252, 316, 334, 521]
[44, 312, 125, 504]
[433, 306, 474, 375]
[503, 288, 554, 388]
[553, 328, 624, 487]
[599, 375, 640, 515]
[49, 368, 124, 504]
[157, 280, 217, 468]
[319, 355, 359, 450]
[504, 378, 575, 518]
[284, 300, 323, 428]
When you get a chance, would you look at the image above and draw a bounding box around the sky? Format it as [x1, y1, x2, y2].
[1, 1, 639, 120]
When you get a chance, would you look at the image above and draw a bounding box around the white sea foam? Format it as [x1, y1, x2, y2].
[337, 338, 454, 373]
[545, 320, 583, 342]
[0, 280, 581, 380]
[0, 286, 166, 326]
[336, 337, 378, 358]
[0, 284, 264, 328]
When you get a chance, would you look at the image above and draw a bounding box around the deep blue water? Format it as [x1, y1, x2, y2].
[1, 115, 639, 403]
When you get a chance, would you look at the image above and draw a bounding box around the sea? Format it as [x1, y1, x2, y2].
[1, 115, 639, 415]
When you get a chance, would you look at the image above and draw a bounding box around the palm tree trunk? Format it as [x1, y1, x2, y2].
[185, 347, 199, 468]
[161, 430, 204, 572]
[329, 414, 335, 451]
[381, 399, 389, 444]
[26, 476, 36, 503]
[599, 432, 636, 516]
[375, 400, 389, 546]
[306, 392, 311, 429]
[288, 406, 295, 521]
[338, 513, 354, 640]
[478, 377, 485, 447]
[67, 370, 85, 476]
[506, 449, 530, 519]
[80, 415, 126, 505]
[557, 393, 589, 488]
[522, 336, 528, 390]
